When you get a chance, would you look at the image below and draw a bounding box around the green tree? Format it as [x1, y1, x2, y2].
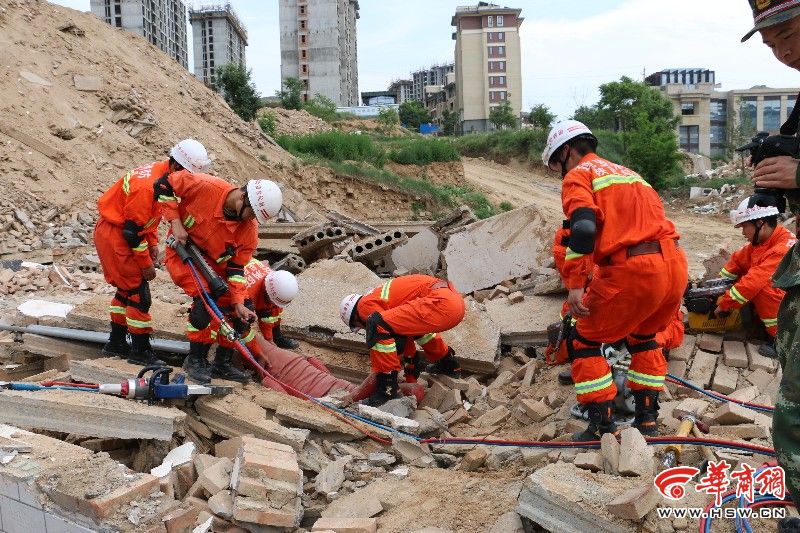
[304, 93, 338, 122]
[277, 77, 303, 110]
[376, 107, 399, 134]
[399, 101, 432, 131]
[529, 103, 556, 129]
[441, 109, 459, 136]
[489, 101, 518, 130]
[571, 76, 681, 189]
[214, 63, 261, 122]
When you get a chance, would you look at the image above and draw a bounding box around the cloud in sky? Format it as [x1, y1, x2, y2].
[49, 0, 799, 120]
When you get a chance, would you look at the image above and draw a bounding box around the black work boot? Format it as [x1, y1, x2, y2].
[759, 341, 778, 359]
[102, 322, 130, 358]
[366, 371, 400, 406]
[272, 332, 300, 350]
[211, 346, 251, 383]
[127, 333, 165, 366]
[425, 348, 462, 378]
[558, 368, 574, 385]
[183, 342, 212, 383]
[572, 401, 618, 442]
[632, 390, 660, 436]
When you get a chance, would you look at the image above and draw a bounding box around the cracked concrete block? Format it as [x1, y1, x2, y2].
[390, 228, 440, 274]
[442, 206, 549, 293]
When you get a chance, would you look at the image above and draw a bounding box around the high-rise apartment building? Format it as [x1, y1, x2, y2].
[90, 0, 188, 68]
[452, 3, 523, 133]
[189, 4, 248, 87]
[410, 64, 454, 102]
[387, 79, 413, 104]
[279, 0, 360, 106]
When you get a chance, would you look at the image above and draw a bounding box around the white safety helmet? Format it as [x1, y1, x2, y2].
[541, 120, 597, 166]
[730, 197, 780, 227]
[264, 270, 298, 308]
[170, 139, 212, 174]
[339, 293, 362, 331]
[246, 179, 283, 225]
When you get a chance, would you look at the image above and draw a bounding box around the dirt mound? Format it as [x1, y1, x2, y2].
[265, 107, 333, 136]
[334, 118, 406, 136]
[384, 161, 466, 187]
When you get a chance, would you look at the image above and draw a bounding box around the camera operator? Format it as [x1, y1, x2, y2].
[743, 2, 800, 528]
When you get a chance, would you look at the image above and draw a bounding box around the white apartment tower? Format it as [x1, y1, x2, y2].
[90, 0, 188, 68]
[189, 3, 248, 87]
[452, 3, 524, 132]
[279, 0, 360, 106]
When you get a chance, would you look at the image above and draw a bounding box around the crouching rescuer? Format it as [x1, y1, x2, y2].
[339, 274, 466, 406]
[715, 197, 796, 357]
[96, 139, 211, 365]
[156, 170, 283, 383]
[543, 120, 688, 441]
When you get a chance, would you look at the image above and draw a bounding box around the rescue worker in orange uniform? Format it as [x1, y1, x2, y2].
[244, 259, 300, 349]
[95, 139, 211, 366]
[543, 120, 688, 441]
[339, 274, 466, 405]
[715, 197, 796, 357]
[156, 171, 283, 383]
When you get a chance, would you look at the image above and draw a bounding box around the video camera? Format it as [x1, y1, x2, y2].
[736, 131, 800, 214]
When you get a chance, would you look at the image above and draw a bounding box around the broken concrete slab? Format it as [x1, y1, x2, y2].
[312, 517, 378, 532]
[442, 206, 549, 293]
[21, 333, 104, 361]
[0, 389, 184, 440]
[711, 364, 738, 395]
[574, 452, 604, 472]
[747, 344, 777, 373]
[321, 488, 384, 518]
[315, 456, 350, 494]
[482, 293, 564, 347]
[606, 484, 662, 520]
[460, 447, 488, 471]
[712, 402, 756, 425]
[600, 433, 619, 475]
[67, 293, 186, 340]
[697, 333, 724, 354]
[489, 512, 524, 533]
[670, 335, 695, 361]
[355, 404, 420, 434]
[518, 463, 638, 533]
[195, 394, 308, 451]
[390, 228, 440, 274]
[71, 357, 164, 384]
[445, 298, 501, 374]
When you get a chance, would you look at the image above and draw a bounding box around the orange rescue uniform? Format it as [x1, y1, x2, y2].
[355, 275, 466, 374]
[244, 259, 284, 342]
[561, 154, 688, 404]
[718, 224, 796, 337]
[160, 171, 258, 349]
[95, 160, 168, 334]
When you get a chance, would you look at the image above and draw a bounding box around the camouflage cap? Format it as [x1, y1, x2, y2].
[742, 0, 800, 42]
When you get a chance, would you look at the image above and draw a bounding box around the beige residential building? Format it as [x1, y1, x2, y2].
[451, 3, 523, 133]
[189, 4, 248, 87]
[647, 68, 799, 158]
[279, 0, 360, 106]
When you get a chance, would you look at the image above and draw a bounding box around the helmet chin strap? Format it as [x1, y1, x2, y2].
[559, 145, 571, 178]
[751, 220, 763, 246]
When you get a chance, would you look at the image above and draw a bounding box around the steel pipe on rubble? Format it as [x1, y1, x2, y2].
[0, 323, 189, 354]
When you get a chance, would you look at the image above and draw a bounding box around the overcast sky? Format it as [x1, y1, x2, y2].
[49, 0, 800, 119]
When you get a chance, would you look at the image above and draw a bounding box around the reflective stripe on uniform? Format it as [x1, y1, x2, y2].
[217, 255, 233, 264]
[109, 305, 126, 316]
[186, 322, 201, 333]
[418, 333, 437, 345]
[261, 315, 280, 324]
[763, 317, 778, 328]
[246, 258, 261, 267]
[565, 247, 585, 261]
[228, 275, 245, 284]
[592, 174, 652, 192]
[371, 342, 397, 353]
[730, 286, 749, 305]
[126, 317, 152, 329]
[158, 195, 177, 203]
[627, 369, 665, 388]
[574, 372, 614, 395]
[144, 217, 156, 229]
[720, 268, 737, 280]
[122, 171, 132, 195]
[242, 329, 256, 343]
[132, 240, 148, 252]
[183, 214, 195, 229]
[380, 279, 393, 300]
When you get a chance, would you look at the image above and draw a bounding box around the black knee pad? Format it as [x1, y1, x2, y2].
[566, 328, 602, 361]
[132, 281, 152, 313]
[189, 297, 212, 330]
[626, 334, 658, 355]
